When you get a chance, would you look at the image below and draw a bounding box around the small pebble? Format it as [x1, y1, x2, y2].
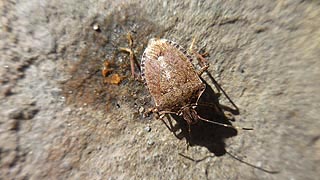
[93, 23, 100, 31]
[8, 120, 19, 131]
[147, 140, 154, 146]
[3, 87, 13, 96]
[139, 106, 145, 114]
[8, 107, 39, 120]
[59, 96, 66, 102]
[144, 126, 151, 132]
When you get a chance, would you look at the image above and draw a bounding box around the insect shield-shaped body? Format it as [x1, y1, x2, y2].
[141, 38, 207, 129]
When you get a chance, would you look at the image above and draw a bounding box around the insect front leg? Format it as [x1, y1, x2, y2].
[160, 114, 187, 140]
[144, 107, 159, 118]
[188, 37, 209, 76]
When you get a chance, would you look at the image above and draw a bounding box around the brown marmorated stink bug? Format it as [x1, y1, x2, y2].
[141, 38, 252, 134]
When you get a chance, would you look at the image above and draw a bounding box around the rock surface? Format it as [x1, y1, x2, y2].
[1, 0, 319, 179]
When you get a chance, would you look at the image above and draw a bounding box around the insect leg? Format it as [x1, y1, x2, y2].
[188, 37, 210, 76]
[207, 73, 239, 111]
[188, 38, 239, 111]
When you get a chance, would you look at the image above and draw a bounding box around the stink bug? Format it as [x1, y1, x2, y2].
[141, 38, 252, 133]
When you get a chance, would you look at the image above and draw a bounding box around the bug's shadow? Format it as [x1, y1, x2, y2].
[167, 77, 239, 156]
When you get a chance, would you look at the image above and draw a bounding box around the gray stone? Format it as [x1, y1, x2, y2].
[0, 0, 319, 179]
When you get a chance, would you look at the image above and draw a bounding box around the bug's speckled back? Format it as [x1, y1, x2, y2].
[141, 39, 205, 112]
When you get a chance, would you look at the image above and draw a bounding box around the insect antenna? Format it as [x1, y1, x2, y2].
[196, 114, 253, 131]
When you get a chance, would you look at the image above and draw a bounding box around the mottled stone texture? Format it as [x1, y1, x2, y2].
[1, 0, 319, 179]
